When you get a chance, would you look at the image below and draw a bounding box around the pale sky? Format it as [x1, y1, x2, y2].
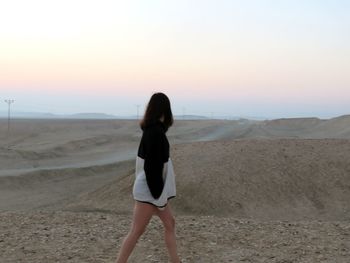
[1, 0, 349, 118]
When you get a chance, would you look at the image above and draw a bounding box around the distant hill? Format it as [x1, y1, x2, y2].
[0, 110, 349, 123]
[0, 111, 214, 120]
[174, 115, 209, 120]
[0, 111, 120, 119]
[65, 113, 118, 119]
[0, 111, 58, 119]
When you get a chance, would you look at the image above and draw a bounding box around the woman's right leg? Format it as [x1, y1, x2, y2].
[156, 204, 181, 263]
[115, 201, 156, 263]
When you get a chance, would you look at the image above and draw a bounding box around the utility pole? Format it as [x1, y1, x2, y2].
[136, 104, 140, 120]
[4, 99, 14, 133]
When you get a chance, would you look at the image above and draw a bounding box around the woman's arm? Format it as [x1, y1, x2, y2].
[143, 127, 167, 199]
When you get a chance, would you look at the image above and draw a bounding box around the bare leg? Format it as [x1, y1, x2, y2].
[156, 204, 181, 263]
[115, 201, 156, 263]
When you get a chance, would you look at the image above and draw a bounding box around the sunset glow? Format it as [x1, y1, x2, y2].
[1, 0, 349, 118]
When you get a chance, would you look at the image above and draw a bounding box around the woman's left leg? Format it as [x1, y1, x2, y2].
[156, 204, 181, 263]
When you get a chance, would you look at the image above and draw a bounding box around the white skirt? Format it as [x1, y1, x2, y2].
[132, 156, 176, 209]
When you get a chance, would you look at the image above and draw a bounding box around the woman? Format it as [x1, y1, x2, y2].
[115, 92, 181, 263]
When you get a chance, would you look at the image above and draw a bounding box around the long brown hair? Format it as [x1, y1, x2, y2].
[140, 92, 173, 131]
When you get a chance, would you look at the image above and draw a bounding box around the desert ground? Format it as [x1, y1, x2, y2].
[0, 116, 350, 262]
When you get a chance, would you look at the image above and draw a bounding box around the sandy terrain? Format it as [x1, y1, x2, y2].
[1, 116, 350, 176]
[0, 117, 350, 262]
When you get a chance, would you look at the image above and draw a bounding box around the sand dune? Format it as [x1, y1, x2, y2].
[2, 115, 350, 177]
[257, 115, 350, 139]
[171, 139, 350, 220]
[1, 117, 350, 218]
[64, 138, 350, 221]
[1, 117, 350, 262]
[0, 119, 250, 176]
[311, 115, 350, 138]
[0, 160, 134, 211]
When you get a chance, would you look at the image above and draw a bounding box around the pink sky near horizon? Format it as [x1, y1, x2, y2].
[1, 0, 349, 117]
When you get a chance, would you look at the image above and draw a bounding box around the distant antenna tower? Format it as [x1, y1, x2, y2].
[4, 99, 15, 133]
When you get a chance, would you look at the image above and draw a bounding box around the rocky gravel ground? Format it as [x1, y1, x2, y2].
[1, 211, 349, 263]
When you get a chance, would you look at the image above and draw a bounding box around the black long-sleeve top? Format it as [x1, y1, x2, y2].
[137, 120, 170, 199]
